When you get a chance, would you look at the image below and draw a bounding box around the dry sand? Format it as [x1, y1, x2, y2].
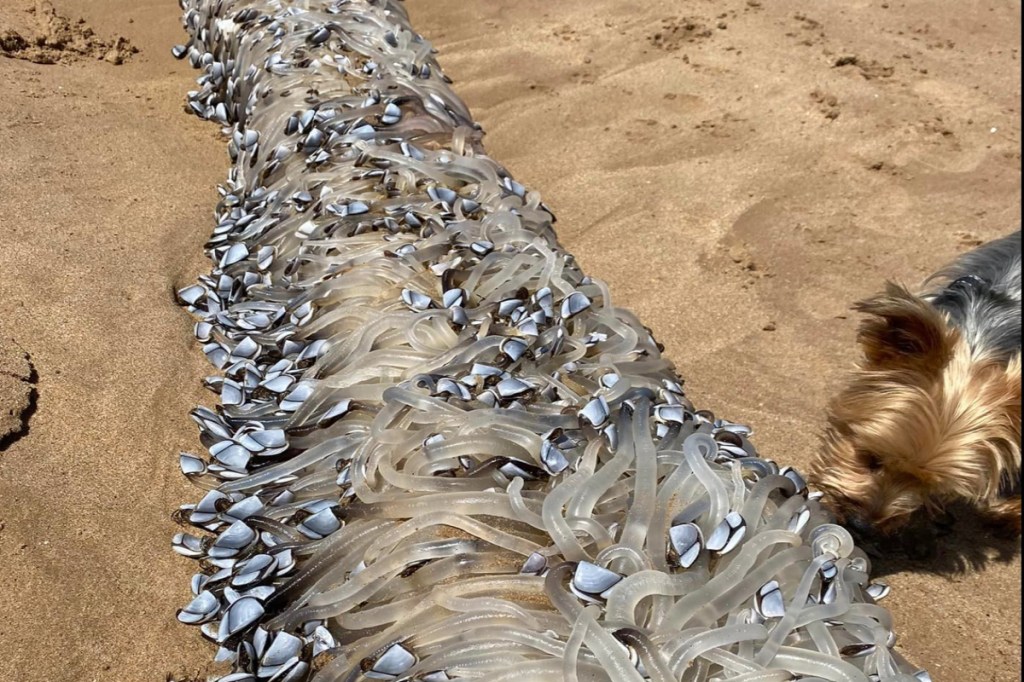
[0, 0, 1019, 680]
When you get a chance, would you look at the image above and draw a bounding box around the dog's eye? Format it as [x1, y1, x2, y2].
[894, 338, 919, 355]
[864, 455, 883, 472]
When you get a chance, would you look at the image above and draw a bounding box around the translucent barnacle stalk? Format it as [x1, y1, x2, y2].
[810, 524, 855, 560]
[169, 1, 930, 680]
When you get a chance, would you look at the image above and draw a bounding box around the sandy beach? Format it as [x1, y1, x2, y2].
[0, 0, 1019, 680]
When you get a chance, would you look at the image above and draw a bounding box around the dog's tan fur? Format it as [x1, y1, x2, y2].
[811, 282, 1022, 535]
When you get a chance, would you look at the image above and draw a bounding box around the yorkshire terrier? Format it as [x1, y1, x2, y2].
[811, 230, 1021, 537]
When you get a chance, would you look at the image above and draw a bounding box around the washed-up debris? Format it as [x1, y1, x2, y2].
[171, 2, 928, 680]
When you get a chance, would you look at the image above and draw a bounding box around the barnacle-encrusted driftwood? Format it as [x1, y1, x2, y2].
[171, 1, 930, 680]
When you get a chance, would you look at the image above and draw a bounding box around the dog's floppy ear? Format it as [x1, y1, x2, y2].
[852, 281, 952, 368]
[916, 353, 1021, 502]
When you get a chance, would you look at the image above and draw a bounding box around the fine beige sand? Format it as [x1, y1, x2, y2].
[0, 0, 1019, 680]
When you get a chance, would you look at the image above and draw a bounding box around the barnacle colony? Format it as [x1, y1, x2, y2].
[171, 1, 931, 680]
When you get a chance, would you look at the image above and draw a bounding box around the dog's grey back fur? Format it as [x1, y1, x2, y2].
[926, 230, 1022, 358]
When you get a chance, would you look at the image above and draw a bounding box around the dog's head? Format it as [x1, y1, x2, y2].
[811, 282, 1021, 535]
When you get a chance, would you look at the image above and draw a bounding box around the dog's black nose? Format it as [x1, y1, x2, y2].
[847, 516, 874, 537]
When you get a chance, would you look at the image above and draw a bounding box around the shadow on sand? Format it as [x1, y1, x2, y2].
[856, 503, 1021, 579]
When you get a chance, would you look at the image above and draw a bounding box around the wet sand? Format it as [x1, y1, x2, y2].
[0, 0, 1019, 680]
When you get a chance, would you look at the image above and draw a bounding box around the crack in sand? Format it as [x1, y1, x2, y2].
[0, 351, 38, 452]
